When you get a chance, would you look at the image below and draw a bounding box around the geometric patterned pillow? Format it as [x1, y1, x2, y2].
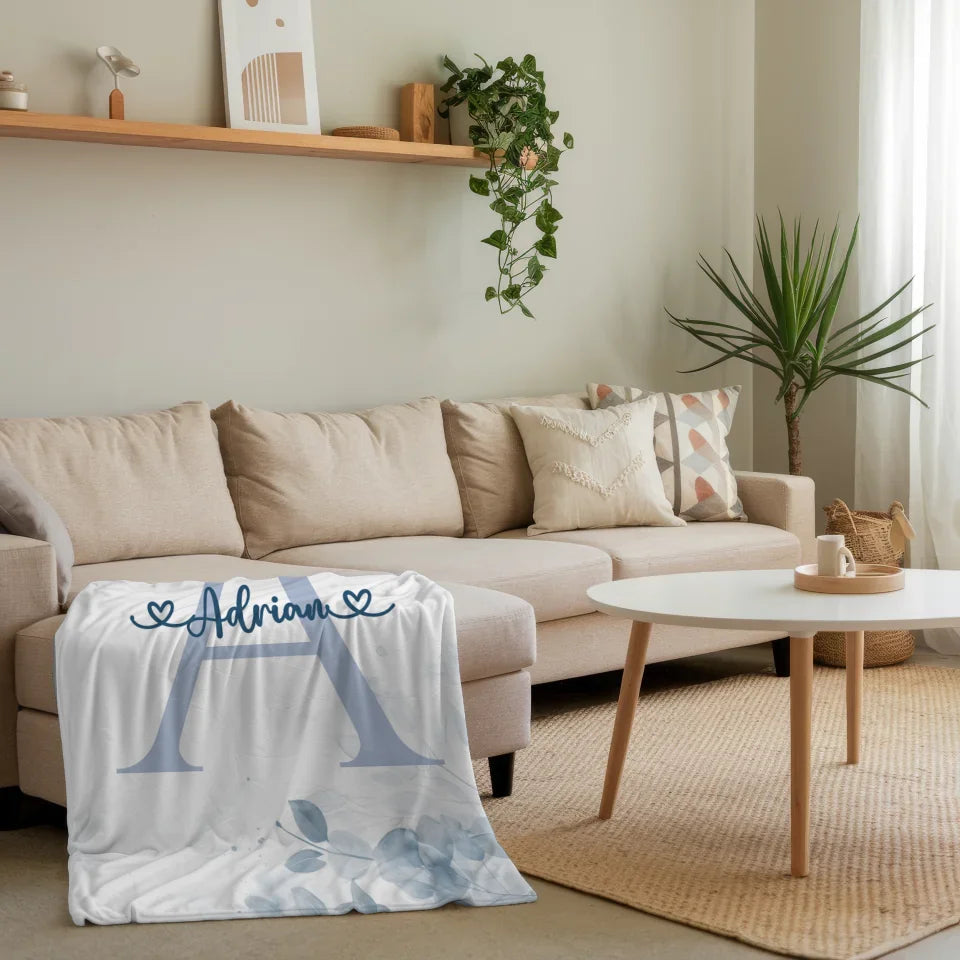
[587, 383, 745, 522]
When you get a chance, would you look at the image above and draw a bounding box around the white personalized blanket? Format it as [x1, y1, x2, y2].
[56, 571, 535, 924]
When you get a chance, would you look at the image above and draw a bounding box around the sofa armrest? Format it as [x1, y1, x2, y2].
[0, 534, 59, 788]
[735, 471, 816, 564]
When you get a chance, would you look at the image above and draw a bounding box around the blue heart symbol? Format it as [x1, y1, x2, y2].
[342, 589, 372, 615]
[146, 600, 175, 625]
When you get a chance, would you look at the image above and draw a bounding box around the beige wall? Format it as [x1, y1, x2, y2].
[0, 0, 756, 466]
[754, 0, 861, 526]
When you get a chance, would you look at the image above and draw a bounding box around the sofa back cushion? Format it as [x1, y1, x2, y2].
[0, 402, 244, 565]
[441, 393, 587, 538]
[213, 398, 464, 559]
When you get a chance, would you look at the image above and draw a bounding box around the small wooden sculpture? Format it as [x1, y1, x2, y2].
[399, 83, 435, 143]
[97, 46, 141, 120]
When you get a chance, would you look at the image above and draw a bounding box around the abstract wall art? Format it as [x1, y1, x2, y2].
[218, 0, 321, 133]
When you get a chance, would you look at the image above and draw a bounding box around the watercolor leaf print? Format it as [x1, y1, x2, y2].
[285, 849, 326, 873]
[278, 798, 516, 911]
[289, 799, 328, 843]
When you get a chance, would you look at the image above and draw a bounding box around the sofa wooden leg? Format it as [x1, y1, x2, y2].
[0, 786, 22, 830]
[773, 636, 791, 677]
[488, 752, 515, 798]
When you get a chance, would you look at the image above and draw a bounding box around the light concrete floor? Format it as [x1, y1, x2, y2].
[2, 642, 959, 960]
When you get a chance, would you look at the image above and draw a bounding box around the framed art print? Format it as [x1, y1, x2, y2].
[218, 0, 322, 133]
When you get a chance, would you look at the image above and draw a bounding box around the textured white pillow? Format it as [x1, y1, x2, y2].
[509, 398, 684, 535]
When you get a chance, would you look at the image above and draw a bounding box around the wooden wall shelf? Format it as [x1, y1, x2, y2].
[0, 112, 487, 167]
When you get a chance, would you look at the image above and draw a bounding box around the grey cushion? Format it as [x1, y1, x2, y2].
[0, 457, 74, 604]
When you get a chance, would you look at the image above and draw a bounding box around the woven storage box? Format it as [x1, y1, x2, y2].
[814, 499, 915, 667]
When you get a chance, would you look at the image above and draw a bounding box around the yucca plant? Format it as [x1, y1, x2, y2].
[667, 215, 933, 475]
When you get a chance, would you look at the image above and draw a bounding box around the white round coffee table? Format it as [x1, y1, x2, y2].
[588, 568, 960, 877]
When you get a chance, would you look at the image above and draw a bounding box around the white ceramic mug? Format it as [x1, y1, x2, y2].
[817, 534, 857, 577]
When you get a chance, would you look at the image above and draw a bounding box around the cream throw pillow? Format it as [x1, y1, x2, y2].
[509, 399, 684, 535]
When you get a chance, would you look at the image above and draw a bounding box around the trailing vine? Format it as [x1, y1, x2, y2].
[439, 54, 573, 318]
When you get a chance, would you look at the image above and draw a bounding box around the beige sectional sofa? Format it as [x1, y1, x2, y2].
[0, 394, 814, 825]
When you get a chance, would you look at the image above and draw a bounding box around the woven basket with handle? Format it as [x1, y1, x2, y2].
[813, 498, 915, 667]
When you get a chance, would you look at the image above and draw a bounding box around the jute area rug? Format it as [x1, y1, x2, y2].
[478, 665, 960, 960]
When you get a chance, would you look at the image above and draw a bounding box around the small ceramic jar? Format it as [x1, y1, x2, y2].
[0, 72, 28, 111]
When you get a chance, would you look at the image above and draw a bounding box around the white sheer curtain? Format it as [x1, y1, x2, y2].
[857, 0, 960, 651]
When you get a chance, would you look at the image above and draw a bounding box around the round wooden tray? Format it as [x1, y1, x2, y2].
[330, 125, 400, 141]
[794, 563, 905, 594]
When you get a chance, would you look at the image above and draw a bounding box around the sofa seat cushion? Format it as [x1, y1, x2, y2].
[16, 556, 536, 714]
[264, 537, 612, 622]
[492, 522, 800, 579]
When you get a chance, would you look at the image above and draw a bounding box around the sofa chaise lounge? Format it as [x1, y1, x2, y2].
[0, 394, 814, 824]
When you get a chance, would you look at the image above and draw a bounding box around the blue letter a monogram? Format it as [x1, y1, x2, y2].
[119, 578, 442, 773]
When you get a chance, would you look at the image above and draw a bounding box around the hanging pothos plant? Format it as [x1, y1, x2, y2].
[439, 54, 573, 318]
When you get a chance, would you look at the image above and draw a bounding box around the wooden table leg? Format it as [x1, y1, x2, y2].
[599, 621, 652, 820]
[845, 630, 864, 764]
[790, 635, 814, 878]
